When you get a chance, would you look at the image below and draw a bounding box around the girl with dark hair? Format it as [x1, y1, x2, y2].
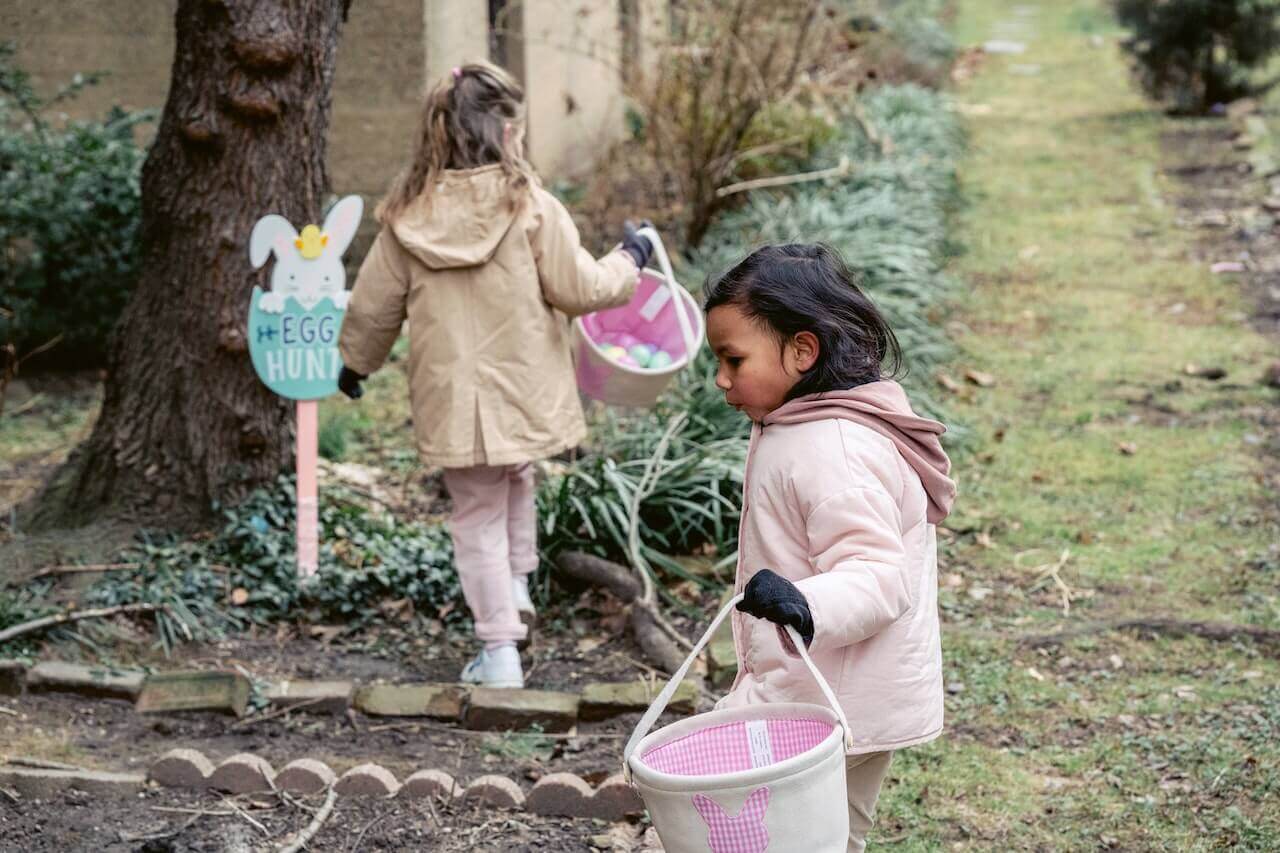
[338, 62, 653, 689]
[705, 243, 957, 852]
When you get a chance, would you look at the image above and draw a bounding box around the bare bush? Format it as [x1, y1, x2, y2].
[630, 1, 838, 246]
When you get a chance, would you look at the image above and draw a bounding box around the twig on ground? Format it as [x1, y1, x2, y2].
[0, 706, 18, 716]
[118, 814, 202, 843]
[0, 603, 162, 645]
[347, 807, 395, 852]
[221, 795, 269, 836]
[150, 805, 237, 817]
[365, 719, 625, 740]
[276, 785, 338, 853]
[22, 563, 141, 582]
[1034, 549, 1074, 617]
[5, 756, 83, 771]
[231, 698, 323, 730]
[0, 786, 18, 804]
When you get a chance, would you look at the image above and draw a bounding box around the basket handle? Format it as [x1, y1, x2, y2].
[636, 226, 698, 368]
[622, 593, 854, 783]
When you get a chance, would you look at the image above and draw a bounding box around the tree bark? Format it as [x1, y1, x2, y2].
[30, 0, 352, 529]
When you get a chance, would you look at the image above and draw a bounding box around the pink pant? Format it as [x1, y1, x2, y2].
[442, 463, 538, 644]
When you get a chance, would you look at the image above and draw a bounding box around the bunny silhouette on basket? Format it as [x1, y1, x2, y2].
[624, 244, 957, 853]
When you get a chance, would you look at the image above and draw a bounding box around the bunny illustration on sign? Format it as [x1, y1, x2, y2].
[250, 195, 363, 313]
[692, 787, 771, 853]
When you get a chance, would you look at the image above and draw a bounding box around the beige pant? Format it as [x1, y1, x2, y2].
[846, 751, 893, 852]
[441, 463, 538, 644]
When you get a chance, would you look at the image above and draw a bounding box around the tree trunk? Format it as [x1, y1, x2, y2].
[29, 0, 352, 529]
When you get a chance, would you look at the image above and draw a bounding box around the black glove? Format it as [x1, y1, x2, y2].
[621, 220, 654, 270]
[737, 568, 814, 646]
[337, 365, 366, 400]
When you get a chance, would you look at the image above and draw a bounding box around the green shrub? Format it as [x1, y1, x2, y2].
[1112, 0, 1280, 113]
[0, 43, 151, 369]
[76, 476, 463, 652]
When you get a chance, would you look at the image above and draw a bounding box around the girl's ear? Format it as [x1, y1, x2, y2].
[790, 330, 820, 372]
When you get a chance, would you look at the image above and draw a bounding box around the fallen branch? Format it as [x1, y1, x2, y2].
[556, 552, 687, 675]
[274, 785, 337, 853]
[1022, 618, 1280, 654]
[0, 603, 161, 645]
[716, 155, 851, 198]
[555, 552, 640, 601]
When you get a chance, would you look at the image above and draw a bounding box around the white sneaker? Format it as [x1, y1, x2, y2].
[460, 644, 524, 689]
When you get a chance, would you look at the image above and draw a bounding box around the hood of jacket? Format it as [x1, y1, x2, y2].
[388, 164, 522, 270]
[763, 380, 957, 524]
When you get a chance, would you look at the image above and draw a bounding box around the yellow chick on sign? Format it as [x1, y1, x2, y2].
[294, 224, 329, 260]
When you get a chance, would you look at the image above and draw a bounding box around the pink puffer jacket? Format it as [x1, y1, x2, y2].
[718, 381, 956, 755]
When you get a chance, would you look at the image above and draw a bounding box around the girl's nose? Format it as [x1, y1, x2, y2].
[715, 368, 731, 392]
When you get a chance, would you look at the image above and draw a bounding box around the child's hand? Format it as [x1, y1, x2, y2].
[621, 220, 654, 270]
[337, 365, 366, 400]
[737, 568, 814, 646]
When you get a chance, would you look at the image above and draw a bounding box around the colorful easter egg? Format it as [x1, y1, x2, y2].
[650, 350, 673, 369]
[628, 344, 654, 366]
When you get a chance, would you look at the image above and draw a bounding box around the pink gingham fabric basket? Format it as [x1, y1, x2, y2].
[624, 595, 854, 852]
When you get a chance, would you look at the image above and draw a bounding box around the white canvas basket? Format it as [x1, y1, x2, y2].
[624, 595, 854, 852]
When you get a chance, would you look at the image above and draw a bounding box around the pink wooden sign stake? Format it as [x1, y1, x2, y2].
[295, 399, 320, 577]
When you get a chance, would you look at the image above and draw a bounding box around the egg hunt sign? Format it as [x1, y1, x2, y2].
[246, 195, 363, 577]
[247, 196, 362, 400]
[248, 291, 343, 399]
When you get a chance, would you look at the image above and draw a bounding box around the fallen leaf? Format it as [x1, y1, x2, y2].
[230, 587, 249, 606]
[307, 624, 345, 643]
[1076, 530, 1094, 545]
[1109, 654, 1123, 670]
[1210, 261, 1246, 274]
[965, 369, 997, 387]
[967, 586, 993, 601]
[1031, 470, 1047, 483]
[1018, 244, 1040, 261]
[975, 530, 994, 549]
[1026, 667, 1045, 682]
[1173, 684, 1198, 701]
[1118, 442, 1138, 456]
[944, 573, 964, 588]
[576, 636, 606, 655]
[936, 372, 962, 393]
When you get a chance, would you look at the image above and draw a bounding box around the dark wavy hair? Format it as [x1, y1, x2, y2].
[703, 243, 902, 400]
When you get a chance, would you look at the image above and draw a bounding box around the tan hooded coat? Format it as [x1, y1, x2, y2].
[338, 165, 638, 468]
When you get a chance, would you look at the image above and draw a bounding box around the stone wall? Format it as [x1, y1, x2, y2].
[2, 0, 661, 246]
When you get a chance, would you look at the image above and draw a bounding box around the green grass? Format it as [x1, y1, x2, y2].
[871, 1, 1280, 849]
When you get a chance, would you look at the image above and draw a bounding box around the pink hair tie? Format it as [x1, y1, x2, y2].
[451, 66, 462, 79]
